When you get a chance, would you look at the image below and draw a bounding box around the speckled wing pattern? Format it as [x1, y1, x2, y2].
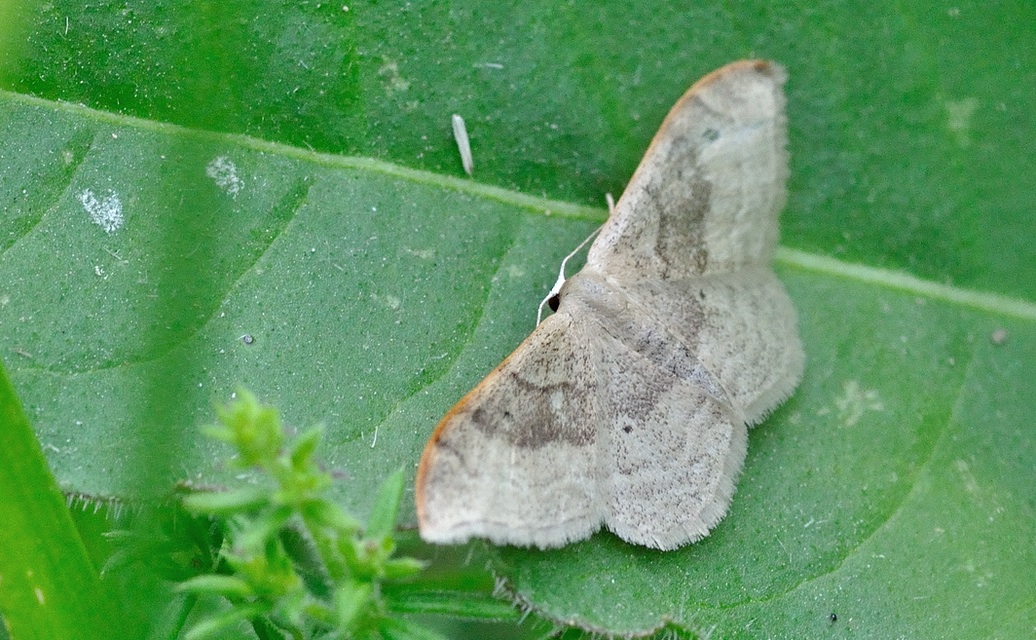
[416, 60, 803, 550]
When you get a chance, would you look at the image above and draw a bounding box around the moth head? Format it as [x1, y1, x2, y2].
[557, 272, 626, 318]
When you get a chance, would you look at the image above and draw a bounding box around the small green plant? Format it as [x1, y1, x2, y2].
[177, 389, 438, 640]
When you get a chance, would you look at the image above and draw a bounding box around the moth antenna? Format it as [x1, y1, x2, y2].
[536, 222, 603, 325]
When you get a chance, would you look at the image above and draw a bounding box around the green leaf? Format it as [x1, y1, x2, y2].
[334, 580, 374, 631]
[381, 557, 427, 581]
[384, 589, 520, 622]
[183, 486, 271, 515]
[493, 270, 1036, 636]
[213, 389, 285, 468]
[233, 506, 295, 556]
[182, 604, 266, 640]
[2, 2, 1035, 638]
[176, 575, 255, 599]
[289, 426, 325, 470]
[378, 616, 451, 640]
[0, 361, 129, 638]
[366, 468, 407, 541]
[299, 499, 362, 536]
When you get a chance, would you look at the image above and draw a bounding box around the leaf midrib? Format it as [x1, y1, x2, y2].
[779, 248, 1036, 320]
[4, 89, 1032, 321]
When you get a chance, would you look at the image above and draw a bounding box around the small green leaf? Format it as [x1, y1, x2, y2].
[366, 468, 406, 541]
[299, 498, 361, 535]
[378, 616, 451, 640]
[290, 425, 325, 469]
[176, 574, 254, 598]
[334, 580, 374, 630]
[183, 486, 270, 515]
[278, 524, 333, 599]
[233, 505, 294, 553]
[384, 590, 520, 621]
[214, 390, 284, 468]
[225, 546, 303, 604]
[273, 465, 332, 507]
[182, 605, 266, 640]
[381, 557, 427, 580]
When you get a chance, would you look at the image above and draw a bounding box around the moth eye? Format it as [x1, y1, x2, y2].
[548, 294, 561, 312]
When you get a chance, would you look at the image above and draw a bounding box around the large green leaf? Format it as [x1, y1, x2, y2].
[496, 265, 1036, 636]
[1, 1, 1033, 637]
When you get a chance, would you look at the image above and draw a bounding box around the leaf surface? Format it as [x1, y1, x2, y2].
[1, 1, 1034, 637]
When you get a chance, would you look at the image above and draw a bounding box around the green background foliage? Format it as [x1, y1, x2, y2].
[1, 1, 1034, 637]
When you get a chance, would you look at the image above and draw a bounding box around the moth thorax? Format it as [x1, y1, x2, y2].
[558, 272, 626, 317]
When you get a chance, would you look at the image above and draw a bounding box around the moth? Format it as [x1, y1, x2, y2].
[416, 60, 804, 550]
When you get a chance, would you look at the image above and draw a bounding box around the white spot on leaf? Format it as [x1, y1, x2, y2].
[835, 380, 883, 427]
[206, 156, 244, 198]
[954, 459, 980, 496]
[79, 189, 123, 233]
[404, 247, 435, 260]
[945, 97, 979, 147]
[378, 59, 410, 93]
